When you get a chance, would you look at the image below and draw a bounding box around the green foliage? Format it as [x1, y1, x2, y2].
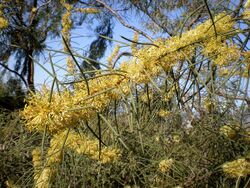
[0, 77, 26, 110]
[0, 109, 41, 187]
[1, 104, 249, 187]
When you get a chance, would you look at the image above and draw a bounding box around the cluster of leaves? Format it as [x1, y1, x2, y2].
[0, 109, 42, 187]
[0, 77, 26, 110]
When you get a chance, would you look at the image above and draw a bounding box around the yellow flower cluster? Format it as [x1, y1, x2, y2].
[107, 45, 120, 68]
[243, 51, 250, 76]
[32, 147, 53, 188]
[158, 109, 171, 118]
[21, 88, 79, 133]
[32, 148, 42, 182]
[140, 91, 153, 103]
[60, 1, 76, 73]
[158, 158, 174, 173]
[172, 134, 181, 143]
[222, 158, 250, 178]
[31, 130, 120, 187]
[120, 13, 236, 84]
[21, 74, 129, 133]
[243, 0, 250, 19]
[120, 58, 161, 84]
[245, 0, 250, 8]
[22, 12, 241, 135]
[61, 1, 72, 51]
[162, 84, 176, 102]
[131, 32, 139, 54]
[66, 57, 75, 74]
[74, 8, 100, 14]
[220, 125, 239, 139]
[0, 9, 8, 29]
[204, 97, 216, 112]
[50, 130, 121, 164]
[203, 38, 240, 66]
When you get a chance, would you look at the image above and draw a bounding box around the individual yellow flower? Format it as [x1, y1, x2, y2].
[158, 158, 174, 173]
[0, 10, 8, 29]
[155, 136, 160, 142]
[140, 92, 153, 103]
[158, 109, 171, 118]
[107, 45, 120, 68]
[35, 167, 52, 188]
[218, 68, 230, 76]
[222, 158, 250, 178]
[0, 17, 8, 29]
[75, 8, 100, 14]
[172, 134, 181, 143]
[32, 148, 42, 181]
[61, 6, 72, 52]
[162, 85, 176, 102]
[5, 180, 19, 188]
[245, 0, 250, 9]
[244, 131, 250, 142]
[243, 9, 250, 19]
[220, 125, 239, 139]
[204, 97, 214, 112]
[66, 57, 75, 74]
[131, 32, 139, 54]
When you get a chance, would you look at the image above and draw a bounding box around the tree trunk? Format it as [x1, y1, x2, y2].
[27, 50, 35, 92]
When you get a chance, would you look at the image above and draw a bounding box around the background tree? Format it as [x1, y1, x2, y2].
[0, 0, 64, 91]
[0, 0, 115, 91]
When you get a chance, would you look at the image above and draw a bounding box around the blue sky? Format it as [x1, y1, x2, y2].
[33, 14, 144, 89]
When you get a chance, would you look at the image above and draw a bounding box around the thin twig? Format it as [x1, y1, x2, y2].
[0, 62, 28, 88]
[121, 36, 159, 47]
[95, 0, 153, 42]
[62, 35, 90, 95]
[204, 0, 217, 37]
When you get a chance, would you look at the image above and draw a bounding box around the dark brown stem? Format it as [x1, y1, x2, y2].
[27, 50, 35, 92]
[0, 62, 28, 88]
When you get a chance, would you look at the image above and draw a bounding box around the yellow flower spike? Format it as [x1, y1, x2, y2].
[245, 0, 250, 9]
[140, 92, 153, 103]
[131, 32, 139, 54]
[32, 148, 42, 182]
[222, 158, 250, 178]
[50, 130, 121, 164]
[0, 9, 8, 29]
[158, 109, 171, 118]
[173, 134, 181, 143]
[66, 57, 76, 74]
[158, 158, 174, 173]
[75, 8, 100, 14]
[22, 73, 128, 133]
[107, 45, 120, 69]
[220, 125, 239, 139]
[35, 167, 52, 188]
[0, 17, 8, 29]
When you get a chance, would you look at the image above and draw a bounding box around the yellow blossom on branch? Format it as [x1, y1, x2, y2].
[120, 13, 236, 84]
[220, 125, 239, 139]
[222, 158, 250, 178]
[74, 8, 100, 14]
[49, 130, 121, 164]
[21, 73, 129, 134]
[158, 158, 174, 173]
[0, 9, 8, 29]
[158, 109, 171, 118]
[107, 45, 120, 69]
